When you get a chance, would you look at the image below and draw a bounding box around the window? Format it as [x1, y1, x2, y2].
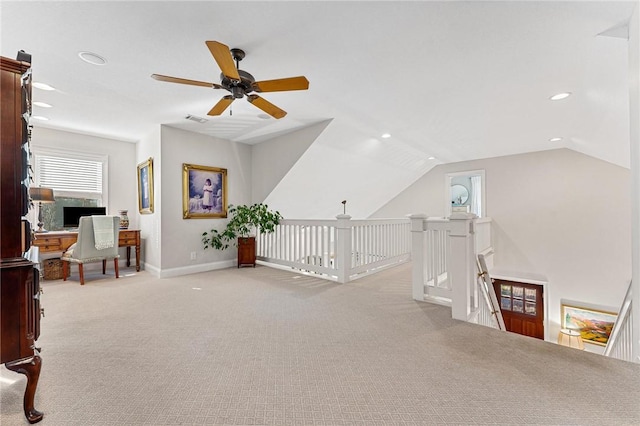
[32, 148, 108, 231]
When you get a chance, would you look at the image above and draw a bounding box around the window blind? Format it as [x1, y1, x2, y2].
[38, 155, 103, 194]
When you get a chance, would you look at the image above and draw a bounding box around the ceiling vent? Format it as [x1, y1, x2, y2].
[185, 114, 208, 123]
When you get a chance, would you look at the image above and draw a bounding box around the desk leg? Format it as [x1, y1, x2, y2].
[126, 247, 131, 268]
[135, 243, 140, 272]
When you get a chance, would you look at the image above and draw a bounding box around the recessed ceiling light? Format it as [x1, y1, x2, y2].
[33, 101, 52, 108]
[78, 51, 107, 65]
[257, 114, 271, 120]
[550, 92, 571, 101]
[33, 82, 55, 91]
[549, 137, 563, 142]
[381, 133, 391, 139]
[428, 156, 436, 160]
[31, 116, 49, 121]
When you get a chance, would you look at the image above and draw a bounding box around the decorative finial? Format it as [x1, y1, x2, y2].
[341, 200, 347, 214]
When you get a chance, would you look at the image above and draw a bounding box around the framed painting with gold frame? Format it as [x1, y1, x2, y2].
[182, 163, 227, 219]
[561, 303, 617, 346]
[137, 157, 154, 214]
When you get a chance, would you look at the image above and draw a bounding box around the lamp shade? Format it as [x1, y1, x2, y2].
[558, 328, 585, 350]
[29, 187, 55, 203]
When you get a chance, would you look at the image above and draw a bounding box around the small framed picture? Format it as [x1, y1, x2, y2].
[137, 157, 154, 214]
[182, 163, 227, 219]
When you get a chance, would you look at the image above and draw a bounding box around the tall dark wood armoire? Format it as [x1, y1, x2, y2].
[0, 55, 44, 423]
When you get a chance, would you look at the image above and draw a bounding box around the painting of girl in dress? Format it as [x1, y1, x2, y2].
[182, 164, 227, 219]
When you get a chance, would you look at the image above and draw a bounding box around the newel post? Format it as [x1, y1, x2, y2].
[335, 214, 352, 284]
[410, 214, 427, 301]
[448, 213, 476, 321]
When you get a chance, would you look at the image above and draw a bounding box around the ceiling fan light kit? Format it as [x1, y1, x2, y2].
[152, 40, 309, 119]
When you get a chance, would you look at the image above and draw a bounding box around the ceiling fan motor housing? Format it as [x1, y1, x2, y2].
[221, 70, 256, 98]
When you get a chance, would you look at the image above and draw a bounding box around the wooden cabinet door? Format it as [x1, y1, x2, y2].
[0, 258, 37, 363]
[493, 279, 544, 340]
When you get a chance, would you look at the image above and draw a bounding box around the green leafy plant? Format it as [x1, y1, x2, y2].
[202, 203, 282, 250]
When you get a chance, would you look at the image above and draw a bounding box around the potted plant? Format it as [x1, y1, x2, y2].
[202, 203, 282, 267]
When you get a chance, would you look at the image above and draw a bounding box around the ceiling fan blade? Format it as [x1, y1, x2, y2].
[247, 94, 287, 119]
[253, 76, 309, 93]
[208, 95, 234, 116]
[206, 41, 240, 81]
[151, 74, 223, 89]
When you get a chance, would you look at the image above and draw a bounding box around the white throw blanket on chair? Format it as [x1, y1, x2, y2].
[93, 216, 115, 250]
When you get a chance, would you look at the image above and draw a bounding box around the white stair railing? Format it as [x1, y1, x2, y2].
[349, 219, 411, 276]
[411, 213, 492, 321]
[422, 219, 452, 303]
[604, 281, 633, 362]
[257, 215, 411, 283]
[472, 253, 505, 330]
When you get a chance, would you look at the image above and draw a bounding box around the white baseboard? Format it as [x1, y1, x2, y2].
[158, 260, 236, 278]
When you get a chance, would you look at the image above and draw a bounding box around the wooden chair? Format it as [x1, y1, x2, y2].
[61, 216, 120, 285]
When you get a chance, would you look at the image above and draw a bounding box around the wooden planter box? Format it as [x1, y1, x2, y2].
[237, 237, 256, 268]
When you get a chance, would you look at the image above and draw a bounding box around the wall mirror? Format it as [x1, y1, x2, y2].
[451, 184, 469, 205]
[445, 170, 485, 217]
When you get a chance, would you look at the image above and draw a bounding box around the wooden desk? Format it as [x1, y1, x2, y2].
[32, 230, 141, 271]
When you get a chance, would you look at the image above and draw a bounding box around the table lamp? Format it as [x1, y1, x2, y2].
[557, 328, 585, 350]
[29, 187, 55, 232]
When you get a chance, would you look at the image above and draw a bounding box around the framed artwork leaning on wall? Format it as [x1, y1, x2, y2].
[182, 163, 227, 219]
[137, 157, 154, 214]
[561, 302, 617, 346]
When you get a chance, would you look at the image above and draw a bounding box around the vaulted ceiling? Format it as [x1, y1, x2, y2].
[1, 1, 635, 218]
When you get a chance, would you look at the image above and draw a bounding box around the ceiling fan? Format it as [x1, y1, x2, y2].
[151, 40, 309, 119]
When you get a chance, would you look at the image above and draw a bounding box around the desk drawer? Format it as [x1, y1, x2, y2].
[119, 238, 138, 246]
[34, 238, 62, 252]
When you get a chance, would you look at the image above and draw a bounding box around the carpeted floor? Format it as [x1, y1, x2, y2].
[1, 263, 639, 425]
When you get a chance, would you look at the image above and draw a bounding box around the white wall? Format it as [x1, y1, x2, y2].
[628, 3, 640, 362]
[158, 126, 252, 276]
[372, 148, 631, 346]
[251, 120, 330, 204]
[264, 117, 437, 219]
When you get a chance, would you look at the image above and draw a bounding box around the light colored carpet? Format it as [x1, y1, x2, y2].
[1, 263, 639, 425]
